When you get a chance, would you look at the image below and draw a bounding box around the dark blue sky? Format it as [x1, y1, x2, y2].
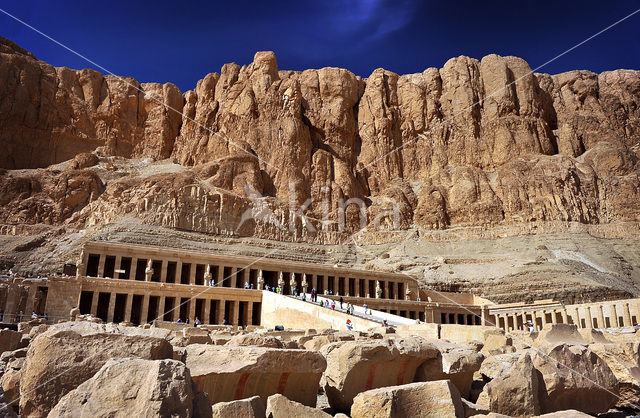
[2, 1, 639, 92]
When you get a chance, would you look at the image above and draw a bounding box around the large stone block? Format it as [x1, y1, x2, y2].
[350, 380, 464, 418]
[265, 394, 331, 418]
[184, 344, 326, 407]
[440, 325, 502, 344]
[0, 329, 22, 355]
[323, 338, 439, 412]
[19, 330, 173, 417]
[48, 359, 199, 417]
[211, 396, 265, 418]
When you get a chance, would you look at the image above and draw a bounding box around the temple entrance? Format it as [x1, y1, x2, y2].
[33, 286, 48, 316]
[113, 294, 127, 323]
[96, 292, 110, 322]
[79, 291, 93, 315]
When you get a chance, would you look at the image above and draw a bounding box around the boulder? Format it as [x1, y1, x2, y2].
[415, 341, 484, 398]
[536, 411, 592, 417]
[577, 328, 612, 344]
[323, 338, 439, 412]
[479, 352, 542, 416]
[534, 324, 586, 347]
[48, 358, 199, 417]
[226, 333, 284, 348]
[1, 367, 20, 411]
[265, 393, 331, 417]
[184, 344, 326, 407]
[532, 344, 619, 414]
[589, 342, 640, 410]
[0, 330, 22, 354]
[478, 352, 521, 381]
[303, 333, 355, 351]
[480, 334, 515, 356]
[461, 398, 489, 417]
[350, 380, 464, 418]
[211, 396, 265, 418]
[19, 330, 173, 417]
[183, 327, 213, 345]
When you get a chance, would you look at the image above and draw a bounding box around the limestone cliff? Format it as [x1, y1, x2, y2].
[1, 36, 639, 242]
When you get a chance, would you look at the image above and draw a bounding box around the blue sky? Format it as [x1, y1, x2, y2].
[2, 1, 639, 92]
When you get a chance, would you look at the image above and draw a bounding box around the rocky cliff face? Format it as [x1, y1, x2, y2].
[1, 36, 639, 241]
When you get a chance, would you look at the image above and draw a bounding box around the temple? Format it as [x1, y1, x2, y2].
[1, 242, 639, 331]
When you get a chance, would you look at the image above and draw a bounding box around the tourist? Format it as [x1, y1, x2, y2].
[346, 319, 353, 331]
[223, 318, 228, 325]
[331, 301, 335, 310]
[339, 296, 343, 309]
[363, 303, 368, 314]
[302, 293, 306, 301]
[250, 283, 254, 289]
[177, 318, 183, 323]
[31, 311, 37, 319]
[311, 288, 316, 302]
[382, 320, 388, 327]
[44, 313, 48, 320]
[265, 285, 270, 291]
[195, 317, 201, 326]
[244, 281, 249, 289]
[186, 318, 190, 324]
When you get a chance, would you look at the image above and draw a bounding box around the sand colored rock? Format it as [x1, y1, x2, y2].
[533, 324, 586, 347]
[0, 367, 20, 411]
[481, 334, 515, 356]
[589, 342, 640, 410]
[531, 344, 619, 414]
[211, 396, 265, 418]
[479, 352, 542, 416]
[48, 359, 197, 417]
[19, 329, 173, 417]
[265, 393, 331, 418]
[416, 341, 484, 398]
[0, 330, 22, 355]
[184, 344, 326, 407]
[323, 337, 440, 412]
[350, 380, 464, 418]
[226, 333, 284, 348]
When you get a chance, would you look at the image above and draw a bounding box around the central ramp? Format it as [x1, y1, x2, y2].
[260, 291, 412, 331]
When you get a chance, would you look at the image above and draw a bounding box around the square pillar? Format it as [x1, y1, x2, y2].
[364, 280, 370, 298]
[158, 297, 166, 322]
[561, 309, 568, 324]
[203, 299, 211, 324]
[311, 274, 318, 291]
[124, 294, 134, 322]
[323, 276, 328, 294]
[90, 292, 99, 316]
[611, 304, 619, 327]
[188, 296, 196, 323]
[623, 303, 632, 327]
[232, 302, 239, 326]
[354, 278, 360, 298]
[140, 294, 150, 324]
[130, 259, 139, 282]
[572, 307, 581, 327]
[585, 306, 593, 328]
[217, 300, 226, 324]
[114, 255, 122, 275]
[217, 265, 224, 287]
[107, 292, 116, 322]
[597, 305, 605, 329]
[176, 261, 183, 283]
[97, 254, 106, 278]
[230, 268, 238, 288]
[160, 260, 168, 283]
[189, 265, 196, 285]
[247, 302, 254, 326]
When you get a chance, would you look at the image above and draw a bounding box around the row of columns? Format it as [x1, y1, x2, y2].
[83, 252, 412, 301]
[83, 290, 256, 326]
[492, 302, 637, 331]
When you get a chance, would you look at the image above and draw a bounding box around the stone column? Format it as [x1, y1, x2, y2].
[124, 294, 134, 322]
[140, 294, 150, 324]
[189, 264, 196, 285]
[114, 255, 122, 278]
[311, 274, 317, 291]
[623, 303, 632, 327]
[176, 261, 183, 284]
[364, 279, 370, 298]
[597, 305, 605, 329]
[218, 300, 226, 324]
[130, 258, 138, 281]
[572, 307, 581, 327]
[541, 310, 548, 328]
[158, 297, 166, 322]
[217, 265, 224, 287]
[230, 268, 238, 288]
[232, 302, 239, 326]
[611, 304, 619, 328]
[107, 292, 116, 323]
[550, 310, 557, 324]
[90, 292, 99, 316]
[97, 254, 106, 278]
[585, 306, 593, 328]
[354, 278, 360, 298]
[160, 260, 168, 283]
[247, 302, 254, 326]
[480, 306, 487, 326]
[200, 299, 211, 324]
[520, 312, 527, 329]
[323, 276, 329, 294]
[561, 309, 568, 324]
[188, 297, 195, 323]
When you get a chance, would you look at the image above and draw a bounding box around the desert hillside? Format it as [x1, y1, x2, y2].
[1, 36, 639, 302]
